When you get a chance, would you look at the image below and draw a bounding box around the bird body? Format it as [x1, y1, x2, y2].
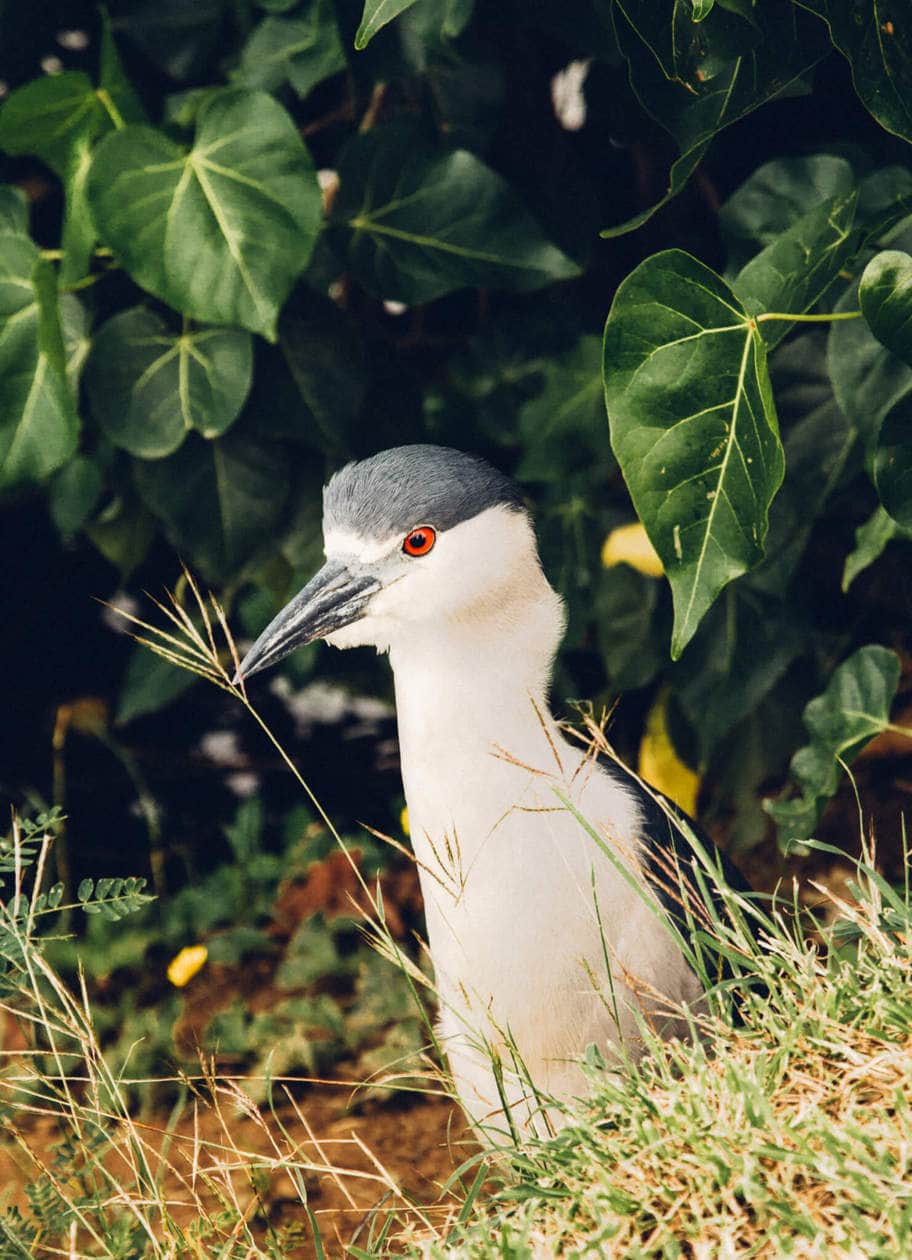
[238, 446, 729, 1133]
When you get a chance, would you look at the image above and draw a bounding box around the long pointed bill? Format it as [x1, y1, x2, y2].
[234, 559, 380, 682]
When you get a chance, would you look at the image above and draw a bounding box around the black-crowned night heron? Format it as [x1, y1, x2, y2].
[237, 444, 751, 1133]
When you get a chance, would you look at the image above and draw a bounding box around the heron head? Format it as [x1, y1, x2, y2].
[236, 445, 542, 680]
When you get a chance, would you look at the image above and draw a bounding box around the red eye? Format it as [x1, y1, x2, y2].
[403, 526, 436, 556]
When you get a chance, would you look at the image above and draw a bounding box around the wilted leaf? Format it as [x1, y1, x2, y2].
[331, 125, 580, 303]
[132, 431, 292, 580]
[86, 307, 253, 458]
[860, 249, 912, 367]
[766, 644, 902, 847]
[0, 232, 78, 488]
[603, 249, 784, 658]
[88, 90, 323, 339]
[235, 1, 346, 96]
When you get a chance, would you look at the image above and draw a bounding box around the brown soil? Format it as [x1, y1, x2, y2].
[0, 1079, 474, 1258]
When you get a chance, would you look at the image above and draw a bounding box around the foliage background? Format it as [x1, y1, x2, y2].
[1, 0, 912, 965]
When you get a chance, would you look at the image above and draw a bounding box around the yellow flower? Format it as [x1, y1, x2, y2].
[167, 945, 208, 988]
[601, 522, 663, 577]
[638, 691, 700, 817]
[400, 806, 410, 836]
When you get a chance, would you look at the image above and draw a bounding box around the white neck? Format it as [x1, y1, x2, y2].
[389, 567, 568, 860]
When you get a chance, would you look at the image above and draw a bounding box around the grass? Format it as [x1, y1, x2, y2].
[3, 574, 911, 1256]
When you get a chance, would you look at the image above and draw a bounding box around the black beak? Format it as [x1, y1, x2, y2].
[234, 559, 380, 682]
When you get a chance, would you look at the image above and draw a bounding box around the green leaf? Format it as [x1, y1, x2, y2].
[516, 335, 612, 482]
[0, 72, 108, 175]
[84, 493, 156, 578]
[88, 90, 323, 339]
[116, 643, 198, 725]
[719, 155, 855, 269]
[235, 1, 347, 97]
[0, 233, 79, 489]
[796, 1, 912, 144]
[132, 431, 292, 580]
[278, 295, 367, 454]
[604, 4, 829, 236]
[829, 276, 912, 459]
[766, 645, 902, 847]
[331, 125, 580, 303]
[355, 0, 421, 49]
[856, 165, 912, 242]
[842, 505, 907, 591]
[99, 8, 147, 127]
[750, 333, 856, 596]
[595, 564, 664, 692]
[49, 454, 104, 537]
[874, 396, 912, 526]
[734, 192, 858, 347]
[85, 307, 253, 459]
[602, 249, 784, 658]
[0, 186, 29, 234]
[0, 73, 121, 285]
[860, 250, 912, 368]
[112, 0, 231, 81]
[674, 589, 805, 764]
[60, 293, 91, 391]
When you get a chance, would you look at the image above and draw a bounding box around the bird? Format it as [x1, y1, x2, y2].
[236, 444, 754, 1136]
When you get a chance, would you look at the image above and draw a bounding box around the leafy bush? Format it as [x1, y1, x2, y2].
[2, 1, 911, 854]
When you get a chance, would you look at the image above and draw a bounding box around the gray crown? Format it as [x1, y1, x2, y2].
[323, 445, 526, 539]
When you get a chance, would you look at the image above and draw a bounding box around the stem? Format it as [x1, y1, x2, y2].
[96, 88, 125, 130]
[756, 309, 862, 324]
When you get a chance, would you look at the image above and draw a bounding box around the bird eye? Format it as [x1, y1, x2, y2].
[402, 526, 436, 557]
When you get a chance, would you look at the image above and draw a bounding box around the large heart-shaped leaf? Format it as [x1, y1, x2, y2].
[603, 249, 784, 658]
[0, 230, 78, 489]
[331, 125, 580, 303]
[859, 249, 912, 368]
[132, 431, 292, 580]
[86, 307, 253, 458]
[88, 90, 323, 339]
